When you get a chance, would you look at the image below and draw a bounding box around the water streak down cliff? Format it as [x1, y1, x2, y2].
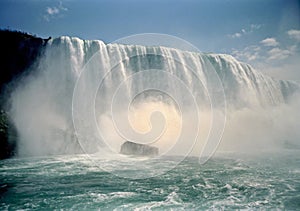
[7, 36, 300, 157]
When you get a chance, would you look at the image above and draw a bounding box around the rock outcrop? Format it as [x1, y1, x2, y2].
[0, 29, 48, 159]
[120, 141, 158, 156]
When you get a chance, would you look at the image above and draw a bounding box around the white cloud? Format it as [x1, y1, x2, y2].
[46, 7, 59, 15]
[287, 29, 300, 41]
[230, 33, 242, 38]
[232, 45, 261, 61]
[44, 2, 68, 21]
[232, 44, 300, 81]
[250, 24, 261, 31]
[232, 37, 296, 63]
[256, 56, 300, 82]
[228, 24, 262, 39]
[230, 28, 300, 82]
[267, 47, 292, 60]
[260, 38, 279, 47]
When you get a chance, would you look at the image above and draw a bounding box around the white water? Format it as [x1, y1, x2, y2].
[9, 36, 300, 157]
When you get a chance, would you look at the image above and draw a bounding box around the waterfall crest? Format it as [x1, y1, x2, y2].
[10, 36, 300, 157]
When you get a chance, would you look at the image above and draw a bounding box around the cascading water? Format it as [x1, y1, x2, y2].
[9, 36, 300, 157]
[2, 36, 300, 207]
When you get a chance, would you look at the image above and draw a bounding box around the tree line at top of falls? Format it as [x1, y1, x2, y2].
[0, 29, 50, 159]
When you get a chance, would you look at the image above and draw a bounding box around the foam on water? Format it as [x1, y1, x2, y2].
[1, 152, 299, 209]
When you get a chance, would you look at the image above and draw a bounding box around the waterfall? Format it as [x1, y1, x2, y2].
[9, 36, 300, 157]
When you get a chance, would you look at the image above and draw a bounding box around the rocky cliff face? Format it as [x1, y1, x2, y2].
[0, 30, 47, 97]
[120, 141, 159, 156]
[0, 30, 47, 159]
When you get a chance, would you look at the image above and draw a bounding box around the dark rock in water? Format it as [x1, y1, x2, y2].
[120, 141, 158, 156]
[0, 110, 17, 159]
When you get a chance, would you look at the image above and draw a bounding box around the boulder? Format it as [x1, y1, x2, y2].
[120, 141, 158, 156]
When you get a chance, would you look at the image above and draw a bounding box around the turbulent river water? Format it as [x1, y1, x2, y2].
[1, 150, 299, 210]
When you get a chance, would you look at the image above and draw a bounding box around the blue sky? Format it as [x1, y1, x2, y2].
[1, 0, 300, 81]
